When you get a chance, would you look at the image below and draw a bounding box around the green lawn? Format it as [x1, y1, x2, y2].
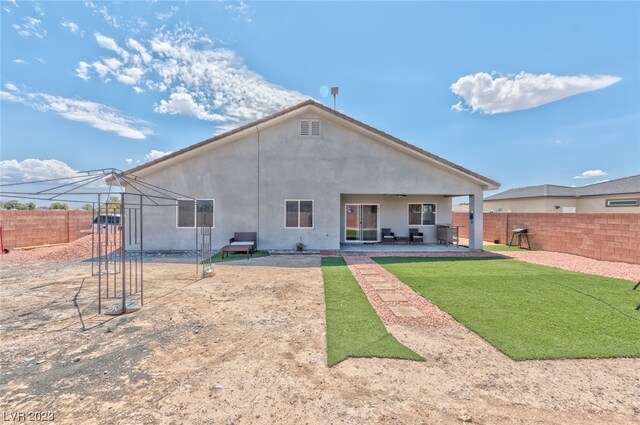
[322, 257, 424, 366]
[208, 250, 270, 263]
[374, 257, 640, 360]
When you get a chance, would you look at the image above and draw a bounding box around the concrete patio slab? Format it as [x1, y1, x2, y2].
[379, 293, 408, 302]
[363, 275, 384, 282]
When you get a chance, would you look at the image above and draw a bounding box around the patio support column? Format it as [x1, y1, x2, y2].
[468, 194, 483, 250]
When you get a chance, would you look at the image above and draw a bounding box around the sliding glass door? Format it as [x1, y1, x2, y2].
[345, 204, 379, 242]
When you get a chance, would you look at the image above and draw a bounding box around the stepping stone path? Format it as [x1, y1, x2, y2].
[343, 255, 452, 327]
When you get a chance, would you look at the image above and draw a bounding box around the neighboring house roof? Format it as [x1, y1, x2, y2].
[485, 174, 640, 201]
[124, 99, 500, 189]
[577, 174, 640, 197]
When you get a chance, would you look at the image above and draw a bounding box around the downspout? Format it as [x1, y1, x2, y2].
[255, 125, 261, 244]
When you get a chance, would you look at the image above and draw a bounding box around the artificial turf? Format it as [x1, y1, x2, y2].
[374, 257, 640, 360]
[208, 250, 270, 263]
[321, 257, 424, 366]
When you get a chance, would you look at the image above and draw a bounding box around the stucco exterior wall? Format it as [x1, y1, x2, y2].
[577, 194, 640, 213]
[134, 107, 488, 250]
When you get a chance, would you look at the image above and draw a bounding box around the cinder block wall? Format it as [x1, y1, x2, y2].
[453, 212, 640, 264]
[0, 210, 93, 249]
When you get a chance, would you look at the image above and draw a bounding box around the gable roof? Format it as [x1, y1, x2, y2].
[485, 174, 640, 201]
[124, 100, 500, 188]
[485, 184, 577, 200]
[576, 174, 640, 196]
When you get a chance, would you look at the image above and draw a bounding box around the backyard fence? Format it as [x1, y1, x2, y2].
[453, 212, 640, 264]
[0, 210, 93, 249]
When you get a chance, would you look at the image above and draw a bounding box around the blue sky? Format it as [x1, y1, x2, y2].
[1, 1, 639, 197]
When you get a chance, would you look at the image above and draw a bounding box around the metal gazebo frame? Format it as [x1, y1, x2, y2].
[0, 169, 213, 315]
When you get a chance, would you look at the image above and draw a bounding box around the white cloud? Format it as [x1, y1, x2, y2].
[75, 61, 91, 80]
[144, 150, 171, 161]
[0, 90, 24, 103]
[450, 72, 621, 114]
[126, 38, 152, 63]
[4, 83, 18, 92]
[61, 19, 81, 34]
[95, 33, 129, 60]
[84, 1, 120, 28]
[33, 57, 45, 63]
[33, 3, 44, 17]
[13, 16, 46, 38]
[224, 1, 252, 24]
[156, 5, 180, 21]
[125, 158, 134, 164]
[132, 86, 144, 94]
[13, 59, 27, 64]
[77, 26, 308, 127]
[0, 159, 78, 182]
[0, 86, 152, 140]
[154, 87, 229, 121]
[574, 169, 608, 179]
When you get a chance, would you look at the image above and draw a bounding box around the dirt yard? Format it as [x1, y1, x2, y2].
[1, 255, 638, 424]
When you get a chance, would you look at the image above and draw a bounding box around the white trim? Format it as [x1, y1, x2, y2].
[407, 202, 437, 226]
[176, 198, 215, 229]
[284, 199, 314, 229]
[606, 198, 639, 207]
[344, 203, 380, 243]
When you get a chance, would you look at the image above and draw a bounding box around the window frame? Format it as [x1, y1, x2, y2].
[176, 199, 216, 228]
[606, 198, 639, 208]
[407, 203, 437, 226]
[284, 199, 314, 229]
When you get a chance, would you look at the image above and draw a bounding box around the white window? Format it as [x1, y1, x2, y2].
[285, 200, 314, 229]
[606, 199, 639, 207]
[177, 199, 215, 228]
[408, 203, 436, 225]
[299, 119, 322, 137]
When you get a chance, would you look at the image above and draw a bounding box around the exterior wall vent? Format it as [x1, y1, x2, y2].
[299, 119, 322, 138]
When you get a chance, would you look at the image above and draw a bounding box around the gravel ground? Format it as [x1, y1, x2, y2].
[2, 235, 116, 263]
[499, 250, 640, 282]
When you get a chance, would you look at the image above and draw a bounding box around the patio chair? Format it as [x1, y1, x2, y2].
[409, 228, 424, 244]
[381, 228, 396, 244]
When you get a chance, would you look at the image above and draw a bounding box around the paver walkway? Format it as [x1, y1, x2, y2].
[343, 255, 453, 327]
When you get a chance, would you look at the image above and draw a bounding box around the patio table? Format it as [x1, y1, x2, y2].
[395, 236, 410, 244]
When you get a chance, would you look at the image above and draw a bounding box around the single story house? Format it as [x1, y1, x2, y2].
[123, 100, 499, 250]
[484, 175, 640, 213]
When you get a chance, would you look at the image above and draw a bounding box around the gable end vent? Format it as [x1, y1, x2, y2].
[299, 119, 322, 138]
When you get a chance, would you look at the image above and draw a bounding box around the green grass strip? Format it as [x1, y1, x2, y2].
[322, 256, 424, 367]
[208, 250, 270, 263]
[375, 257, 640, 361]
